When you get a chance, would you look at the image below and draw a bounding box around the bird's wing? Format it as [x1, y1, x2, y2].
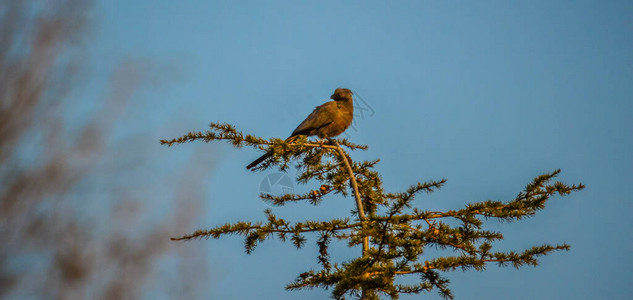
[290, 101, 336, 137]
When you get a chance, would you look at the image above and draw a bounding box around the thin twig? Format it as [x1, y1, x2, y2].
[264, 141, 343, 150]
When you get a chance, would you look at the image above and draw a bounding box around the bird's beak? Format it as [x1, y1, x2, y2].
[330, 95, 335, 99]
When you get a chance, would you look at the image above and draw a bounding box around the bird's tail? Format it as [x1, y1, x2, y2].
[245, 135, 300, 170]
[246, 152, 272, 169]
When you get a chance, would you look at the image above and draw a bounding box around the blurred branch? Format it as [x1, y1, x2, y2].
[0, 1, 210, 299]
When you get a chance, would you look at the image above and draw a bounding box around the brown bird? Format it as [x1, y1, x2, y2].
[246, 88, 354, 169]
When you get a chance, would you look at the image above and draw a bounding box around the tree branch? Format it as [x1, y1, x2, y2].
[330, 139, 368, 256]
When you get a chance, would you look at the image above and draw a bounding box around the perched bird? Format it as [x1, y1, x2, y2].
[246, 88, 354, 169]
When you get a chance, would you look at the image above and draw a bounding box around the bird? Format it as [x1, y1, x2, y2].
[246, 88, 354, 169]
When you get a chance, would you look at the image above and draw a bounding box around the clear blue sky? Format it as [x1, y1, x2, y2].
[86, 1, 632, 299]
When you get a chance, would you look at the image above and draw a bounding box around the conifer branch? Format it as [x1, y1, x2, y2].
[259, 184, 337, 206]
[375, 243, 571, 275]
[171, 209, 360, 253]
[162, 123, 584, 299]
[160, 122, 368, 151]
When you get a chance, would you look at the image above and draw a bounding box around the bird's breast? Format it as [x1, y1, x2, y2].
[316, 101, 353, 138]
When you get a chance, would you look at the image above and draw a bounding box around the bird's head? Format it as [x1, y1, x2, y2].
[330, 88, 353, 101]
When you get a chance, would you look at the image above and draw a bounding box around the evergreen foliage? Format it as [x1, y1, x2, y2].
[162, 122, 584, 299]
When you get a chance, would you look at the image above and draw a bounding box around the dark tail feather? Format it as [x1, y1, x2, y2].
[246, 135, 300, 169]
[246, 152, 272, 169]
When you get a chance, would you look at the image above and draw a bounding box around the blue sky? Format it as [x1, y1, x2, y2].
[85, 1, 632, 299]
